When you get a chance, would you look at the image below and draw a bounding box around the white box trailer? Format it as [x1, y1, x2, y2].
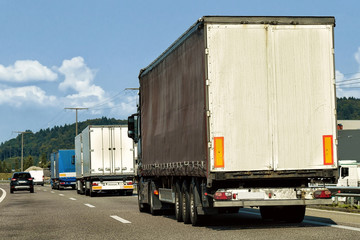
[129, 16, 338, 225]
[75, 125, 136, 196]
[25, 167, 44, 186]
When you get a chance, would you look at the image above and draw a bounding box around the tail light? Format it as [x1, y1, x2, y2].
[28, 178, 33, 181]
[92, 182, 98, 186]
[314, 189, 332, 199]
[153, 189, 159, 195]
[214, 191, 232, 200]
[127, 182, 133, 185]
[60, 182, 65, 185]
[11, 178, 16, 181]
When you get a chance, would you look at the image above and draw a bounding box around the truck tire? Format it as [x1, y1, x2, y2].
[138, 178, 149, 213]
[181, 180, 191, 224]
[281, 206, 306, 223]
[260, 205, 305, 223]
[89, 188, 96, 197]
[79, 181, 85, 195]
[175, 181, 183, 222]
[138, 192, 147, 212]
[260, 206, 274, 221]
[150, 181, 159, 215]
[190, 181, 201, 226]
[85, 182, 90, 196]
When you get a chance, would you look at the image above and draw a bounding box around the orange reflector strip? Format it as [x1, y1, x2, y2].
[214, 137, 224, 168]
[323, 135, 334, 165]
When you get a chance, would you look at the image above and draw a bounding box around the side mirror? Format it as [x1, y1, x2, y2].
[340, 167, 349, 178]
[128, 114, 139, 143]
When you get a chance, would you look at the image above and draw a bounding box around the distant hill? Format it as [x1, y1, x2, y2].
[0, 117, 126, 172]
[337, 97, 360, 120]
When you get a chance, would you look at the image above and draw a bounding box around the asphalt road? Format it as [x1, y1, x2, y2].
[0, 183, 359, 240]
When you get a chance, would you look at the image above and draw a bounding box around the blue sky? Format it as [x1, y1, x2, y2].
[0, 0, 359, 143]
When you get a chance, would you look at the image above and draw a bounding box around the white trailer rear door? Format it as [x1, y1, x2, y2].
[207, 24, 336, 172]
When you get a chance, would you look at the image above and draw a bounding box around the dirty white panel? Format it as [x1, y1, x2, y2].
[207, 24, 273, 172]
[113, 126, 135, 174]
[206, 24, 336, 172]
[272, 25, 336, 170]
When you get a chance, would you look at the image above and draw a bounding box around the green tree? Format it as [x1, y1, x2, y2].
[24, 155, 34, 170]
[39, 153, 48, 168]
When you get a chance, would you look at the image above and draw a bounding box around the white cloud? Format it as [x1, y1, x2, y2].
[57, 56, 106, 107]
[0, 86, 56, 107]
[110, 95, 138, 117]
[336, 47, 360, 98]
[0, 60, 57, 82]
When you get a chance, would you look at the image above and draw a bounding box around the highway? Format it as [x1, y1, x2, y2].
[0, 183, 359, 240]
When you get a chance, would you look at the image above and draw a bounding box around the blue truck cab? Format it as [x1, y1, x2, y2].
[51, 149, 76, 190]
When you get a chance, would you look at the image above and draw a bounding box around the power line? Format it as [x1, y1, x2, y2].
[12, 131, 33, 171]
[336, 77, 360, 84]
[64, 107, 89, 136]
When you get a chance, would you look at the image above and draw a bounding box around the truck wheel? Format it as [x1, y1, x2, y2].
[175, 181, 183, 222]
[138, 192, 147, 212]
[190, 181, 201, 226]
[260, 206, 274, 221]
[282, 206, 305, 223]
[90, 188, 96, 197]
[10, 188, 13, 194]
[138, 179, 149, 213]
[181, 180, 191, 224]
[85, 182, 90, 196]
[150, 182, 159, 215]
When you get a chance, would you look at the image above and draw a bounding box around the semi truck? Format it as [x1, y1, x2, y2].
[128, 16, 338, 225]
[50, 149, 76, 190]
[75, 125, 135, 197]
[338, 160, 360, 187]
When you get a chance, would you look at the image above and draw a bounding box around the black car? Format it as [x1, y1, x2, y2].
[10, 172, 34, 193]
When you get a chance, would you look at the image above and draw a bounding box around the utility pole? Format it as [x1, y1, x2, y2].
[65, 107, 88, 136]
[13, 131, 32, 172]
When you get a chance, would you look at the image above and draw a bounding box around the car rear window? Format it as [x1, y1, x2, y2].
[13, 173, 31, 179]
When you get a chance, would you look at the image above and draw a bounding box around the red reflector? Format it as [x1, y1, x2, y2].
[127, 182, 133, 185]
[233, 193, 237, 199]
[92, 183, 98, 186]
[60, 182, 65, 185]
[204, 192, 208, 196]
[153, 190, 159, 195]
[314, 190, 332, 199]
[214, 192, 232, 200]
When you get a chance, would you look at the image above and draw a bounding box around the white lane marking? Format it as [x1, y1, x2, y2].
[43, 189, 47, 192]
[59, 194, 64, 196]
[0, 188, 7, 203]
[304, 220, 360, 232]
[241, 209, 360, 232]
[110, 215, 131, 224]
[51, 191, 55, 193]
[69, 198, 76, 201]
[308, 207, 360, 216]
[85, 203, 95, 208]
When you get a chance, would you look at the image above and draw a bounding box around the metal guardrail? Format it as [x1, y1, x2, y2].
[335, 193, 360, 197]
